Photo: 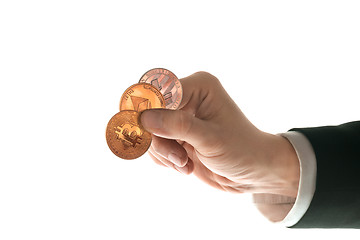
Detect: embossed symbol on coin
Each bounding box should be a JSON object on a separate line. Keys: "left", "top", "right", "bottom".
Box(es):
{"left": 119, "top": 83, "right": 165, "bottom": 112}
{"left": 139, "top": 68, "right": 183, "bottom": 110}
{"left": 106, "top": 111, "right": 151, "bottom": 160}
{"left": 114, "top": 123, "right": 142, "bottom": 147}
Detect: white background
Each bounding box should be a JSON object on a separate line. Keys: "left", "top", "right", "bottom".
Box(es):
{"left": 0, "top": 0, "right": 359, "bottom": 239}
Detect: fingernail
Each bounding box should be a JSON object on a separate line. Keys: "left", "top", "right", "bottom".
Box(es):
{"left": 141, "top": 110, "right": 162, "bottom": 130}
{"left": 174, "top": 164, "right": 189, "bottom": 175}
{"left": 168, "top": 153, "right": 184, "bottom": 167}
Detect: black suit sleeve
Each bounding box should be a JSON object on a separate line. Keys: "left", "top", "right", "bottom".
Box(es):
{"left": 289, "top": 121, "right": 360, "bottom": 228}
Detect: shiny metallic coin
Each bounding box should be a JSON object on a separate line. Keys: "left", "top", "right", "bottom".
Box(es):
{"left": 139, "top": 68, "right": 183, "bottom": 110}
{"left": 106, "top": 111, "right": 151, "bottom": 160}
{"left": 119, "top": 83, "right": 166, "bottom": 112}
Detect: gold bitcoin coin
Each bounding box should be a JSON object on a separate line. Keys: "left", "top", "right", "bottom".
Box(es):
{"left": 106, "top": 110, "right": 151, "bottom": 160}
{"left": 139, "top": 68, "right": 182, "bottom": 110}
{"left": 119, "top": 83, "right": 165, "bottom": 112}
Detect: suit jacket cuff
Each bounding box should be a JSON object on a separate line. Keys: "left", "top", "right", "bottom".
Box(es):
{"left": 278, "top": 131, "right": 317, "bottom": 227}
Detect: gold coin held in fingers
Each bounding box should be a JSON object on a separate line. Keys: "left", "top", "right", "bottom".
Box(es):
{"left": 119, "top": 83, "right": 166, "bottom": 112}
{"left": 106, "top": 110, "right": 151, "bottom": 160}
{"left": 139, "top": 68, "right": 183, "bottom": 110}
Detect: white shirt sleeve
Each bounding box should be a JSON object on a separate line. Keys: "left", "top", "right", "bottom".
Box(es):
{"left": 277, "top": 131, "right": 317, "bottom": 227}
{"left": 252, "top": 131, "right": 317, "bottom": 227}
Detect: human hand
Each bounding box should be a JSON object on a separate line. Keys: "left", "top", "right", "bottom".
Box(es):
{"left": 141, "top": 72, "right": 300, "bottom": 197}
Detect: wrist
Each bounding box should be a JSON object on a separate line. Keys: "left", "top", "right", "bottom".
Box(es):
{"left": 259, "top": 133, "right": 300, "bottom": 198}
{"left": 273, "top": 134, "right": 300, "bottom": 197}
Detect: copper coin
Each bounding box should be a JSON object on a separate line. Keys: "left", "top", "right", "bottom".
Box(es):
{"left": 139, "top": 68, "right": 183, "bottom": 110}
{"left": 119, "top": 83, "right": 165, "bottom": 112}
{"left": 106, "top": 110, "right": 151, "bottom": 160}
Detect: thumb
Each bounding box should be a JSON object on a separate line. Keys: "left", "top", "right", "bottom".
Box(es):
{"left": 140, "top": 109, "right": 217, "bottom": 151}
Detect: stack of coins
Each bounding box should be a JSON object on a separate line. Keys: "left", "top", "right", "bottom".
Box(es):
{"left": 105, "top": 68, "right": 183, "bottom": 160}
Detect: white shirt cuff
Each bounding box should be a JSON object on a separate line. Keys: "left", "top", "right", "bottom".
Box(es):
{"left": 278, "top": 131, "right": 317, "bottom": 227}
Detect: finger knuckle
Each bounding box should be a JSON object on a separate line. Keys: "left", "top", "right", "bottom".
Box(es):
{"left": 150, "top": 137, "right": 162, "bottom": 152}
{"left": 193, "top": 72, "right": 221, "bottom": 92}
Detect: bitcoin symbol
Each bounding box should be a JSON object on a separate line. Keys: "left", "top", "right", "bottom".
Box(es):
{"left": 114, "top": 123, "right": 143, "bottom": 148}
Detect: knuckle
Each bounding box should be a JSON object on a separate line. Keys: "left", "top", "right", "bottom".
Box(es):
{"left": 149, "top": 152, "right": 165, "bottom": 167}
{"left": 195, "top": 71, "right": 219, "bottom": 80}
{"left": 150, "top": 137, "right": 162, "bottom": 152}
{"left": 150, "top": 137, "right": 170, "bottom": 158}
{"left": 194, "top": 71, "right": 211, "bottom": 76}
{"left": 194, "top": 71, "right": 221, "bottom": 87}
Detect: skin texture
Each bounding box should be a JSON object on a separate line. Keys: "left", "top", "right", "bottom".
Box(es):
{"left": 141, "top": 71, "right": 300, "bottom": 199}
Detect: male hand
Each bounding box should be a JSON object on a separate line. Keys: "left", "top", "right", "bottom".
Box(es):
{"left": 141, "top": 72, "right": 300, "bottom": 198}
